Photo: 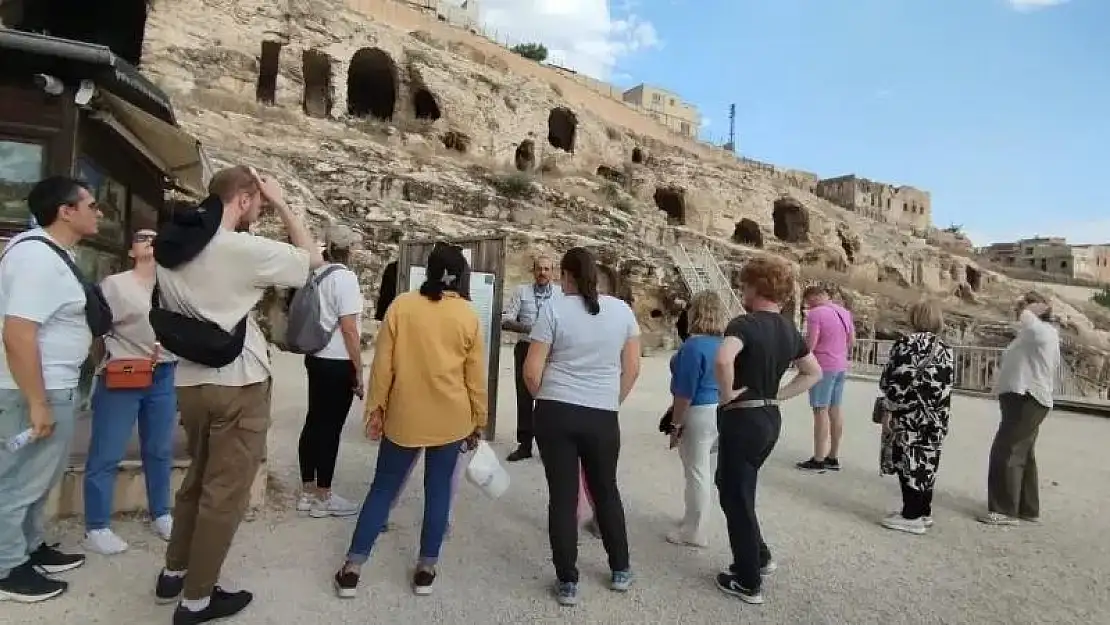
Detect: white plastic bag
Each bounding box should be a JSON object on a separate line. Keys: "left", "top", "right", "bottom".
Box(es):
{"left": 466, "top": 441, "right": 510, "bottom": 499}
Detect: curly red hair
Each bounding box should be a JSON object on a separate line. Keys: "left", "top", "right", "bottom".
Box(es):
{"left": 739, "top": 255, "right": 796, "bottom": 304}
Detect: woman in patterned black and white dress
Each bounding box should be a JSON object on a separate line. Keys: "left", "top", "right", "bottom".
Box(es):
{"left": 878, "top": 300, "right": 955, "bottom": 535}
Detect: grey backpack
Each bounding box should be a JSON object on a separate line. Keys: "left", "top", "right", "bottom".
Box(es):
{"left": 285, "top": 264, "right": 345, "bottom": 355}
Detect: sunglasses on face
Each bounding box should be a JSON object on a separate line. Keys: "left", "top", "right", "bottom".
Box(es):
{"left": 133, "top": 233, "right": 156, "bottom": 243}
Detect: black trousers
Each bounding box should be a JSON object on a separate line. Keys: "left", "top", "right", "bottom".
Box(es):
{"left": 534, "top": 399, "right": 629, "bottom": 584}
{"left": 513, "top": 341, "right": 536, "bottom": 449}
{"left": 899, "top": 477, "right": 934, "bottom": 519}
{"left": 299, "top": 355, "right": 357, "bottom": 489}
{"left": 717, "top": 405, "right": 780, "bottom": 591}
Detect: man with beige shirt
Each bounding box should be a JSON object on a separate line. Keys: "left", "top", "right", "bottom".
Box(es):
{"left": 980, "top": 292, "right": 1061, "bottom": 527}
{"left": 149, "top": 166, "right": 324, "bottom": 624}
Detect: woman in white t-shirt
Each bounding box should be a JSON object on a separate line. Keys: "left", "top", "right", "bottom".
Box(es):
{"left": 83, "top": 229, "right": 178, "bottom": 555}
{"left": 523, "top": 247, "right": 642, "bottom": 606}
{"left": 296, "top": 240, "right": 365, "bottom": 518}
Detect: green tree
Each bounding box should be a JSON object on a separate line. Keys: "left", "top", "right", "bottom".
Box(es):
{"left": 511, "top": 42, "right": 548, "bottom": 63}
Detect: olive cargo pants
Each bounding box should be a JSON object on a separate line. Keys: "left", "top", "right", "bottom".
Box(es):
{"left": 165, "top": 381, "right": 270, "bottom": 600}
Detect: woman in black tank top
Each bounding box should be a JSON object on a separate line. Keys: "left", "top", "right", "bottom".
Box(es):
{"left": 711, "top": 257, "right": 823, "bottom": 605}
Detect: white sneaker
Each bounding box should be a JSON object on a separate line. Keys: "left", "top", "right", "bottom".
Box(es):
{"left": 881, "top": 514, "right": 927, "bottom": 535}
{"left": 310, "top": 493, "right": 360, "bottom": 518}
{"left": 977, "top": 512, "right": 1020, "bottom": 526}
{"left": 84, "top": 528, "right": 129, "bottom": 555}
{"left": 888, "top": 510, "right": 934, "bottom": 527}
{"left": 151, "top": 515, "right": 173, "bottom": 541}
{"left": 665, "top": 528, "right": 708, "bottom": 548}
{"left": 296, "top": 492, "right": 316, "bottom": 513}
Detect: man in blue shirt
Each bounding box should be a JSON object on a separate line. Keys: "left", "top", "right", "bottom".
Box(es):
{"left": 501, "top": 255, "right": 562, "bottom": 462}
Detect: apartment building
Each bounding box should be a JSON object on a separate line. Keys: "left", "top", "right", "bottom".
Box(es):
{"left": 982, "top": 237, "right": 1110, "bottom": 283}
{"left": 814, "top": 174, "right": 931, "bottom": 230}
{"left": 621, "top": 84, "right": 701, "bottom": 138}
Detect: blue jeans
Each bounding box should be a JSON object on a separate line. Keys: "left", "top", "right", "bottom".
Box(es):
{"left": 346, "top": 437, "right": 463, "bottom": 566}
{"left": 808, "top": 370, "right": 847, "bottom": 409}
{"left": 0, "top": 388, "right": 78, "bottom": 579}
{"left": 84, "top": 363, "right": 177, "bottom": 530}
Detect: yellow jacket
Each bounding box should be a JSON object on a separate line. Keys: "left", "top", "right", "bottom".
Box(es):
{"left": 366, "top": 291, "right": 488, "bottom": 447}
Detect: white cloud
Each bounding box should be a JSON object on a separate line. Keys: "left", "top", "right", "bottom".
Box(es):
{"left": 479, "top": 0, "right": 660, "bottom": 79}
{"left": 1007, "top": 0, "right": 1070, "bottom": 12}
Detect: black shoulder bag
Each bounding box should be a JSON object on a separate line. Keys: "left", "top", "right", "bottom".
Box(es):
{"left": 148, "top": 282, "right": 248, "bottom": 368}
{"left": 2, "top": 236, "right": 113, "bottom": 337}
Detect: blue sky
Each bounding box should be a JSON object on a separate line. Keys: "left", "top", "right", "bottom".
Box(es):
{"left": 482, "top": 0, "right": 1108, "bottom": 246}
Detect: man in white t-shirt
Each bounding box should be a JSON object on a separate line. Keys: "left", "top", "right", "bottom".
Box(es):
{"left": 150, "top": 166, "right": 324, "bottom": 624}
{"left": 296, "top": 227, "right": 364, "bottom": 519}
{"left": 0, "top": 176, "right": 101, "bottom": 603}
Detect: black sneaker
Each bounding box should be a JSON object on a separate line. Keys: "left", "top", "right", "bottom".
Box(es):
{"left": 28, "top": 543, "right": 85, "bottom": 574}
{"left": 823, "top": 457, "right": 841, "bottom": 471}
{"left": 155, "top": 571, "right": 186, "bottom": 604}
{"left": 0, "top": 562, "right": 68, "bottom": 603}
{"left": 795, "top": 458, "right": 826, "bottom": 472}
{"left": 334, "top": 568, "right": 359, "bottom": 599}
{"left": 412, "top": 568, "right": 436, "bottom": 596}
{"left": 172, "top": 587, "right": 253, "bottom": 624}
{"left": 506, "top": 448, "right": 533, "bottom": 462}
{"left": 715, "top": 572, "right": 764, "bottom": 605}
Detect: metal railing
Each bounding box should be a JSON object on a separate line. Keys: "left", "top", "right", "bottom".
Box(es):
{"left": 671, "top": 243, "right": 744, "bottom": 319}
{"left": 849, "top": 339, "right": 1108, "bottom": 403}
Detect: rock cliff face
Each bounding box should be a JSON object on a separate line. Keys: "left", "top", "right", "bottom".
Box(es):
{"left": 138, "top": 0, "right": 1108, "bottom": 386}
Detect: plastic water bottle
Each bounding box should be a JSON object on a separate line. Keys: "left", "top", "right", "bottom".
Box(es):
{"left": 4, "top": 428, "right": 34, "bottom": 453}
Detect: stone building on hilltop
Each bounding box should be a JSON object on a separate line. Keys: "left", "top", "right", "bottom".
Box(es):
{"left": 983, "top": 237, "right": 1110, "bottom": 284}
{"left": 815, "top": 174, "right": 931, "bottom": 230}
{"left": 622, "top": 84, "right": 702, "bottom": 139}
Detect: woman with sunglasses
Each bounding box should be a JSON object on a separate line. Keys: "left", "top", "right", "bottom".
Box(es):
{"left": 82, "top": 228, "right": 178, "bottom": 555}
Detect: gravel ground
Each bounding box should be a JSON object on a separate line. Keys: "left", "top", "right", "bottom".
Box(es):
{"left": 5, "top": 348, "right": 1109, "bottom": 625}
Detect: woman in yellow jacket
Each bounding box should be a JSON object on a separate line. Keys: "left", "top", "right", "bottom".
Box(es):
{"left": 333, "top": 243, "right": 487, "bottom": 599}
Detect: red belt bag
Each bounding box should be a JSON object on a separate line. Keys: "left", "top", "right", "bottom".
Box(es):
{"left": 104, "top": 358, "right": 156, "bottom": 390}
{"left": 103, "top": 344, "right": 163, "bottom": 390}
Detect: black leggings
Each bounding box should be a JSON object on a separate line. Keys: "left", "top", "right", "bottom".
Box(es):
{"left": 534, "top": 399, "right": 629, "bottom": 584}
{"left": 299, "top": 355, "right": 357, "bottom": 489}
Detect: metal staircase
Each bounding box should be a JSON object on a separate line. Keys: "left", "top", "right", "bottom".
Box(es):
{"left": 671, "top": 243, "right": 744, "bottom": 318}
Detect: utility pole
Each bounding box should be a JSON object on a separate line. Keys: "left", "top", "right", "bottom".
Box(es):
{"left": 724, "top": 103, "right": 737, "bottom": 153}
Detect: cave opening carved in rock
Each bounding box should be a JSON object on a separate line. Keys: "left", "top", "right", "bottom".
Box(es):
{"left": 732, "top": 218, "right": 763, "bottom": 248}
{"left": 547, "top": 107, "right": 578, "bottom": 152}
{"left": 654, "top": 187, "right": 687, "bottom": 225}
{"left": 256, "top": 40, "right": 282, "bottom": 105}
{"left": 772, "top": 197, "right": 810, "bottom": 243}
{"left": 965, "top": 265, "right": 982, "bottom": 292}
{"left": 631, "top": 147, "right": 644, "bottom": 164}
{"left": 514, "top": 139, "right": 536, "bottom": 171}
{"left": 302, "top": 50, "right": 334, "bottom": 118}
{"left": 836, "top": 227, "right": 858, "bottom": 264}
{"left": 442, "top": 131, "right": 470, "bottom": 153}
{"left": 413, "top": 87, "right": 441, "bottom": 120}
{"left": 347, "top": 47, "right": 399, "bottom": 120}
{"left": 596, "top": 165, "right": 626, "bottom": 186}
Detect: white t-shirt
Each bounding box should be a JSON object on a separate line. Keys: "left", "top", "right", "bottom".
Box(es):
{"left": 156, "top": 228, "right": 310, "bottom": 387}
{"left": 313, "top": 264, "right": 363, "bottom": 360}
{"left": 530, "top": 294, "right": 641, "bottom": 411}
{"left": 995, "top": 309, "right": 1061, "bottom": 409}
{"left": 0, "top": 228, "right": 93, "bottom": 390}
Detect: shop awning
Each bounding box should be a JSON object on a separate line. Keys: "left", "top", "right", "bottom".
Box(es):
{"left": 91, "top": 91, "right": 210, "bottom": 198}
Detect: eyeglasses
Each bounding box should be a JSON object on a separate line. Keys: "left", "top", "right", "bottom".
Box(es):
{"left": 133, "top": 233, "right": 156, "bottom": 243}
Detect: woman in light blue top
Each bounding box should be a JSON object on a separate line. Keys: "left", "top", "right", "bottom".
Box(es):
{"left": 666, "top": 290, "right": 727, "bottom": 547}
